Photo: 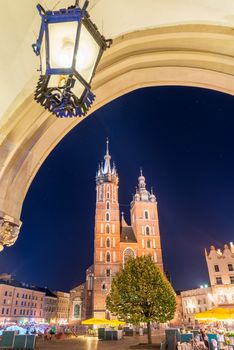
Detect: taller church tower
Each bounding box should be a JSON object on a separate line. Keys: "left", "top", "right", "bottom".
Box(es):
{"left": 93, "top": 140, "right": 121, "bottom": 318}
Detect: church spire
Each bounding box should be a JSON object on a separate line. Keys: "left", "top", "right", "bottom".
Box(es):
{"left": 96, "top": 139, "right": 118, "bottom": 185}
{"left": 103, "top": 138, "right": 111, "bottom": 174}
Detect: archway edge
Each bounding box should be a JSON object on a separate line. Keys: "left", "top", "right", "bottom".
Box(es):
{"left": 0, "top": 24, "right": 234, "bottom": 225}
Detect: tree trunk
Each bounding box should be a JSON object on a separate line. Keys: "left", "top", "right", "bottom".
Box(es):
{"left": 147, "top": 321, "right": 152, "bottom": 344}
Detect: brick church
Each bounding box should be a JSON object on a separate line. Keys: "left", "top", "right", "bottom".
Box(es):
{"left": 69, "top": 141, "right": 163, "bottom": 323}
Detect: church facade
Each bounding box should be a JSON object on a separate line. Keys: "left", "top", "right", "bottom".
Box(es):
{"left": 69, "top": 141, "right": 163, "bottom": 323}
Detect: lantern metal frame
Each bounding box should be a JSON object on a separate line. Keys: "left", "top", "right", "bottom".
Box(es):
{"left": 32, "top": 1, "right": 111, "bottom": 117}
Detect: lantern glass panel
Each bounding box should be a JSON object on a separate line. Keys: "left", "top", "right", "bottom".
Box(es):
{"left": 72, "top": 77, "right": 86, "bottom": 99}
{"left": 75, "top": 23, "right": 101, "bottom": 83}
{"left": 48, "top": 21, "right": 78, "bottom": 69}
{"left": 40, "top": 35, "right": 46, "bottom": 75}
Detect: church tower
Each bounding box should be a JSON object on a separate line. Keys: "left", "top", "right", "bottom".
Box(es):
{"left": 130, "top": 170, "right": 164, "bottom": 271}
{"left": 93, "top": 140, "right": 121, "bottom": 318}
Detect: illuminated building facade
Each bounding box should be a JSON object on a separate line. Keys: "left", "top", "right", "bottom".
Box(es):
{"left": 181, "top": 243, "right": 234, "bottom": 324}
{"left": 93, "top": 140, "right": 163, "bottom": 318}
{"left": 0, "top": 274, "right": 45, "bottom": 324}
{"left": 70, "top": 141, "right": 164, "bottom": 321}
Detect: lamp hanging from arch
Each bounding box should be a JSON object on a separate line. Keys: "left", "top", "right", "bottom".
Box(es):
{"left": 32, "top": 0, "right": 111, "bottom": 117}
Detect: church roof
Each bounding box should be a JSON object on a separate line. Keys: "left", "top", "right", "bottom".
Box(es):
{"left": 120, "top": 226, "right": 137, "bottom": 243}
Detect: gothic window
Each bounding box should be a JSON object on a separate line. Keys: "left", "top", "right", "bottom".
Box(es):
{"left": 123, "top": 248, "right": 135, "bottom": 265}
{"left": 106, "top": 268, "right": 111, "bottom": 277}
{"left": 106, "top": 224, "right": 110, "bottom": 234}
{"left": 101, "top": 282, "right": 106, "bottom": 291}
{"left": 106, "top": 213, "right": 110, "bottom": 222}
{"left": 106, "top": 252, "right": 111, "bottom": 263}
{"left": 106, "top": 238, "right": 110, "bottom": 248}
{"left": 147, "top": 240, "right": 151, "bottom": 248}
{"left": 106, "top": 185, "right": 110, "bottom": 199}
{"left": 144, "top": 210, "right": 149, "bottom": 219}
{"left": 106, "top": 202, "right": 110, "bottom": 210}
{"left": 145, "top": 226, "right": 150, "bottom": 235}
{"left": 99, "top": 186, "right": 103, "bottom": 201}
{"left": 73, "top": 304, "right": 81, "bottom": 319}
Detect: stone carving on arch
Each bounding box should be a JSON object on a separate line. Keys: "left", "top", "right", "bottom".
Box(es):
{"left": 123, "top": 247, "right": 136, "bottom": 266}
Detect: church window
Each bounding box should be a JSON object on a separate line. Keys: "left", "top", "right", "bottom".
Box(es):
{"left": 106, "top": 185, "right": 110, "bottom": 199}
{"left": 101, "top": 282, "right": 106, "bottom": 291}
{"left": 145, "top": 226, "right": 150, "bottom": 235}
{"left": 147, "top": 239, "right": 151, "bottom": 248}
{"left": 106, "top": 224, "right": 110, "bottom": 234}
{"left": 106, "top": 201, "right": 110, "bottom": 210}
{"left": 106, "top": 252, "right": 111, "bottom": 263}
{"left": 144, "top": 210, "right": 149, "bottom": 219}
{"left": 106, "top": 238, "right": 110, "bottom": 248}
{"left": 106, "top": 269, "right": 111, "bottom": 277}
{"left": 123, "top": 248, "right": 135, "bottom": 265}
{"left": 106, "top": 213, "right": 110, "bottom": 222}
{"left": 73, "top": 304, "right": 81, "bottom": 319}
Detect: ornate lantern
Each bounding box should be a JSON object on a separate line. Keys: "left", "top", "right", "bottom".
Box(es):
{"left": 32, "top": 1, "right": 111, "bottom": 117}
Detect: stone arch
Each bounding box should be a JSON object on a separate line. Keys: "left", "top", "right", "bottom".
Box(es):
{"left": 0, "top": 24, "right": 234, "bottom": 248}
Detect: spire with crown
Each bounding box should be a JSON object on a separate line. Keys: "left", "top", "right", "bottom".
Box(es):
{"left": 132, "top": 169, "right": 156, "bottom": 202}
{"left": 96, "top": 139, "right": 118, "bottom": 185}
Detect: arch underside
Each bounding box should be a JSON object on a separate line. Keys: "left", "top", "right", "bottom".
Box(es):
{"left": 0, "top": 24, "right": 234, "bottom": 237}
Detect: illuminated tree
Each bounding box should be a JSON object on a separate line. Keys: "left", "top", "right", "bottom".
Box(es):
{"left": 106, "top": 255, "right": 176, "bottom": 344}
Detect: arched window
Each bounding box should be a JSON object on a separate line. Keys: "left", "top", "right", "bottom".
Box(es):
{"left": 147, "top": 239, "right": 151, "bottom": 248}
{"left": 145, "top": 226, "right": 150, "bottom": 235}
{"left": 101, "top": 282, "right": 106, "bottom": 291}
{"left": 106, "top": 238, "right": 110, "bottom": 248}
{"left": 106, "top": 252, "right": 111, "bottom": 263}
{"left": 144, "top": 210, "right": 149, "bottom": 219}
{"left": 106, "top": 268, "right": 110, "bottom": 277}
{"left": 106, "top": 213, "right": 110, "bottom": 221}
{"left": 106, "top": 201, "right": 110, "bottom": 210}
{"left": 106, "top": 225, "right": 110, "bottom": 234}
{"left": 106, "top": 185, "right": 110, "bottom": 199}
{"left": 123, "top": 248, "right": 135, "bottom": 265}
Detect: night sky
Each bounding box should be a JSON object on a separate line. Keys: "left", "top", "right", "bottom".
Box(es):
{"left": 0, "top": 86, "right": 234, "bottom": 293}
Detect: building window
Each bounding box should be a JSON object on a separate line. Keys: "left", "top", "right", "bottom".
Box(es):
{"left": 106, "top": 252, "right": 111, "bottom": 263}
{"left": 203, "top": 299, "right": 206, "bottom": 304}
{"left": 198, "top": 299, "right": 200, "bottom": 305}
{"left": 214, "top": 265, "right": 219, "bottom": 272}
{"left": 106, "top": 225, "right": 110, "bottom": 234}
{"left": 106, "top": 238, "right": 110, "bottom": 248}
{"left": 145, "top": 226, "right": 150, "bottom": 235}
{"left": 1, "top": 308, "right": 4, "bottom": 315}
{"left": 101, "top": 282, "right": 106, "bottom": 291}
{"left": 73, "top": 304, "right": 81, "bottom": 319}
{"left": 228, "top": 264, "right": 234, "bottom": 271}
{"left": 106, "top": 213, "right": 110, "bottom": 222}
{"left": 144, "top": 210, "right": 149, "bottom": 219}
{"left": 216, "top": 277, "right": 223, "bottom": 285}
{"left": 14, "top": 309, "right": 16, "bottom": 315}
{"left": 106, "top": 202, "right": 110, "bottom": 210}
{"left": 147, "top": 240, "right": 151, "bottom": 248}
{"left": 4, "top": 291, "right": 7, "bottom": 296}
{"left": 123, "top": 248, "right": 135, "bottom": 265}
{"left": 106, "top": 269, "right": 111, "bottom": 277}
{"left": 230, "top": 276, "right": 234, "bottom": 284}
{"left": 16, "top": 293, "right": 19, "bottom": 298}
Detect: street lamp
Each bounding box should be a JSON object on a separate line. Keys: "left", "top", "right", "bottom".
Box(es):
{"left": 33, "top": 1, "right": 111, "bottom": 117}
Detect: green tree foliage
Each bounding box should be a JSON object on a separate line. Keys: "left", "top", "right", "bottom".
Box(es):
{"left": 106, "top": 255, "right": 176, "bottom": 344}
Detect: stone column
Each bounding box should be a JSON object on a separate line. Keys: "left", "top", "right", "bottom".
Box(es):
{"left": 0, "top": 211, "right": 22, "bottom": 251}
